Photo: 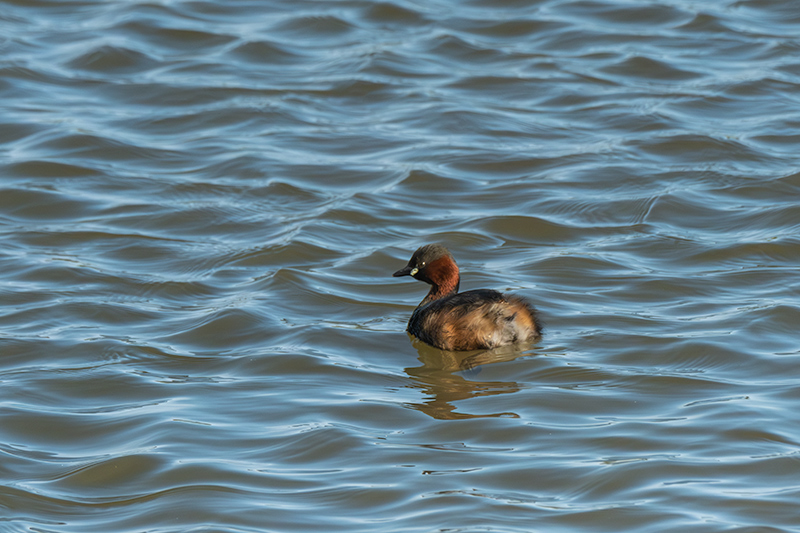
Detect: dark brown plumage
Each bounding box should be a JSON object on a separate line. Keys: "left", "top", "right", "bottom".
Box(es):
{"left": 393, "top": 244, "right": 542, "bottom": 351}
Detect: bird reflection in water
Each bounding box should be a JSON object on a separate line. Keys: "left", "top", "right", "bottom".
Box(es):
{"left": 403, "top": 335, "right": 537, "bottom": 420}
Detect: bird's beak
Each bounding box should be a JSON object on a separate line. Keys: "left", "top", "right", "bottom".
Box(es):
{"left": 393, "top": 265, "right": 416, "bottom": 277}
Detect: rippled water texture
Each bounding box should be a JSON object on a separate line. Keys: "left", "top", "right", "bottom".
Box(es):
{"left": 2, "top": 0, "right": 800, "bottom": 531}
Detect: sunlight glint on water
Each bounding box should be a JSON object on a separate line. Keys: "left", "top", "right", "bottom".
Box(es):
{"left": 1, "top": 0, "right": 799, "bottom": 532}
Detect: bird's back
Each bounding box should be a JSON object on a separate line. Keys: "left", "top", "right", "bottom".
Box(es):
{"left": 408, "top": 289, "right": 541, "bottom": 351}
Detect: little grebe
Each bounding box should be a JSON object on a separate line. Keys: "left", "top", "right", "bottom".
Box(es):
{"left": 393, "top": 244, "right": 542, "bottom": 351}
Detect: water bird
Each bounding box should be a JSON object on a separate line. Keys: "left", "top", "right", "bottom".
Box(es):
{"left": 393, "top": 244, "right": 542, "bottom": 351}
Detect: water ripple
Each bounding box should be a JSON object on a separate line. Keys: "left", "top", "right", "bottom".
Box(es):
{"left": 2, "top": 0, "right": 800, "bottom": 531}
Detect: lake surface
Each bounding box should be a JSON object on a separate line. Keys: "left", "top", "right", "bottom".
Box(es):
{"left": 2, "top": 0, "right": 799, "bottom": 531}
